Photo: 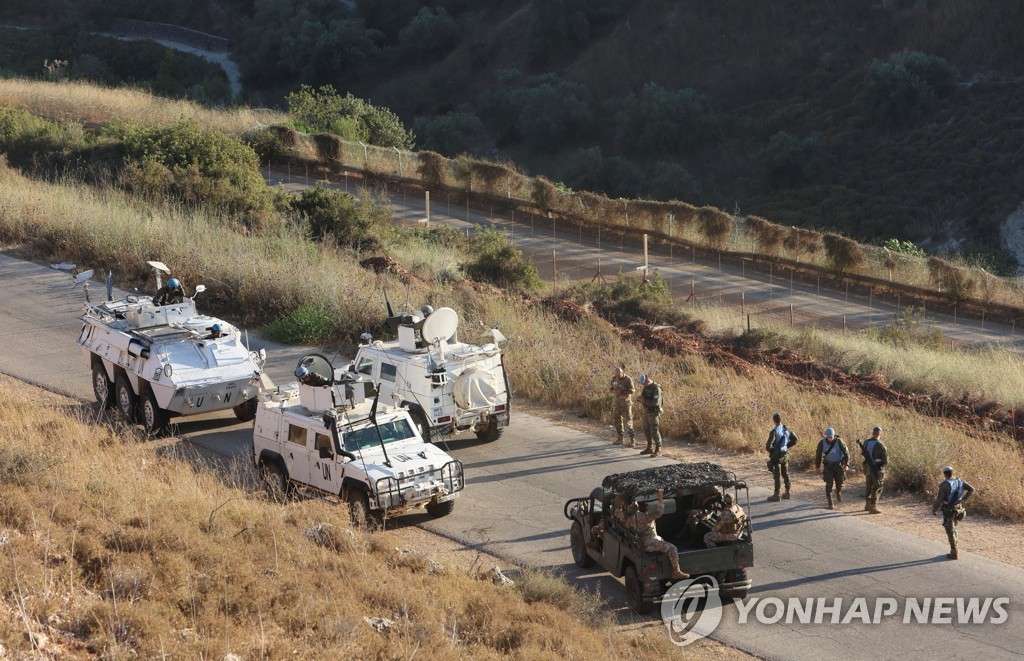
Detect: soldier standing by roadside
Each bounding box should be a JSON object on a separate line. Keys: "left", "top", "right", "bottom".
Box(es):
{"left": 932, "top": 466, "right": 974, "bottom": 560}
{"left": 638, "top": 374, "right": 664, "bottom": 457}
{"left": 814, "top": 427, "right": 849, "bottom": 510}
{"left": 860, "top": 425, "right": 888, "bottom": 514}
{"left": 765, "top": 413, "right": 798, "bottom": 502}
{"left": 609, "top": 365, "right": 636, "bottom": 447}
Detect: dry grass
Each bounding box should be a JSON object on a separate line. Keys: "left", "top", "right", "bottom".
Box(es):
{"left": 0, "top": 377, "right": 722, "bottom": 659}
{"left": 0, "top": 159, "right": 1019, "bottom": 520}
{"left": 0, "top": 77, "right": 287, "bottom": 135}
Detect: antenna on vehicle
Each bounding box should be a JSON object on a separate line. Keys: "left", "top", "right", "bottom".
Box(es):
{"left": 421, "top": 307, "right": 458, "bottom": 365}
{"left": 368, "top": 390, "right": 392, "bottom": 468}
{"left": 106, "top": 271, "right": 113, "bottom": 302}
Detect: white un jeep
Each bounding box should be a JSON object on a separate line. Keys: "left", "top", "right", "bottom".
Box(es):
{"left": 252, "top": 353, "right": 464, "bottom": 525}
{"left": 351, "top": 305, "right": 510, "bottom": 443}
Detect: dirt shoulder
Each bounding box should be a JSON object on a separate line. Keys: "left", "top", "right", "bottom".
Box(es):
{"left": 520, "top": 401, "right": 1024, "bottom": 571}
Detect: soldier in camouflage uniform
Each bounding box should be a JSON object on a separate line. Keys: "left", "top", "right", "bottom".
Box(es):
{"left": 932, "top": 466, "right": 974, "bottom": 560}
{"left": 814, "top": 427, "right": 850, "bottom": 510}
{"left": 638, "top": 374, "right": 664, "bottom": 456}
{"left": 765, "top": 413, "right": 798, "bottom": 501}
{"left": 703, "top": 493, "right": 746, "bottom": 547}
{"left": 609, "top": 366, "right": 636, "bottom": 446}
{"left": 627, "top": 489, "right": 689, "bottom": 579}
{"left": 861, "top": 426, "right": 888, "bottom": 514}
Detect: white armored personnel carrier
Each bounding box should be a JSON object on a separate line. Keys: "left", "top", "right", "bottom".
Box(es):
{"left": 253, "top": 353, "right": 464, "bottom": 524}
{"left": 77, "top": 262, "right": 267, "bottom": 433}
{"left": 351, "top": 305, "right": 510, "bottom": 442}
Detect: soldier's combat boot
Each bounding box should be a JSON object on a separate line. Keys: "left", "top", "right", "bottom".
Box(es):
{"left": 650, "top": 444, "right": 662, "bottom": 457}
{"left": 613, "top": 436, "right": 625, "bottom": 446}
{"left": 640, "top": 444, "right": 654, "bottom": 455}
{"left": 826, "top": 495, "right": 834, "bottom": 510}
{"left": 669, "top": 558, "right": 689, "bottom": 580}
{"left": 629, "top": 434, "right": 637, "bottom": 448}
{"left": 947, "top": 548, "right": 958, "bottom": 560}
{"left": 767, "top": 491, "right": 781, "bottom": 502}
{"left": 782, "top": 489, "right": 791, "bottom": 500}
{"left": 835, "top": 490, "right": 842, "bottom": 503}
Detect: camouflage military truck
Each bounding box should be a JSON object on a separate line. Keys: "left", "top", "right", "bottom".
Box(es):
{"left": 564, "top": 462, "right": 753, "bottom": 613}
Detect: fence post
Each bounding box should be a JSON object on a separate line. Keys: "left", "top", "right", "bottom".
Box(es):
{"left": 425, "top": 191, "right": 430, "bottom": 225}
{"left": 953, "top": 305, "right": 956, "bottom": 325}
{"left": 747, "top": 314, "right": 751, "bottom": 333}
{"left": 551, "top": 250, "right": 556, "bottom": 291}
{"left": 741, "top": 291, "right": 745, "bottom": 319}
{"left": 844, "top": 315, "right": 847, "bottom": 330}
{"left": 790, "top": 304, "right": 794, "bottom": 328}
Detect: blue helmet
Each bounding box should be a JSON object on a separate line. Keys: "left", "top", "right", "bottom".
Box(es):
{"left": 167, "top": 278, "right": 180, "bottom": 289}
{"left": 295, "top": 365, "right": 309, "bottom": 378}
{"left": 825, "top": 427, "right": 836, "bottom": 437}
{"left": 211, "top": 323, "right": 222, "bottom": 333}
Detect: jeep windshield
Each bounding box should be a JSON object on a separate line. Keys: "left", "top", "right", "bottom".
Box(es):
{"left": 343, "top": 418, "right": 417, "bottom": 452}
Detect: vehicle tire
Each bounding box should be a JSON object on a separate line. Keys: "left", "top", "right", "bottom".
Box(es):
{"left": 262, "top": 461, "right": 290, "bottom": 502}
{"left": 114, "top": 375, "right": 138, "bottom": 423}
{"left": 141, "top": 390, "right": 169, "bottom": 435}
{"left": 570, "top": 520, "right": 595, "bottom": 568}
{"left": 410, "top": 410, "right": 431, "bottom": 443}
{"left": 347, "top": 488, "right": 376, "bottom": 528}
{"left": 625, "top": 565, "right": 653, "bottom": 614}
{"left": 426, "top": 497, "right": 456, "bottom": 517}
{"left": 474, "top": 417, "right": 503, "bottom": 443}
{"left": 721, "top": 568, "right": 750, "bottom": 600}
{"left": 92, "top": 363, "right": 113, "bottom": 408}
{"left": 233, "top": 398, "right": 258, "bottom": 422}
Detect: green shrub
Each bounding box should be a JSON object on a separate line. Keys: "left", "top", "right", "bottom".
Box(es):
{"left": 414, "top": 112, "right": 488, "bottom": 157}
{"left": 286, "top": 84, "right": 415, "bottom": 149}
{"left": 883, "top": 238, "right": 926, "bottom": 257}
{"left": 289, "top": 186, "right": 388, "bottom": 250}
{"left": 397, "top": 7, "right": 460, "bottom": 57}
{"left": 264, "top": 302, "right": 336, "bottom": 344}
{"left": 241, "top": 128, "right": 285, "bottom": 164}
{"left": 109, "top": 119, "right": 269, "bottom": 215}
{"left": 465, "top": 227, "right": 543, "bottom": 291}
{"left": 928, "top": 256, "right": 976, "bottom": 301}
{"left": 871, "top": 306, "right": 945, "bottom": 350}
{"left": 760, "top": 131, "right": 826, "bottom": 187}
{"left": 861, "top": 51, "right": 958, "bottom": 128}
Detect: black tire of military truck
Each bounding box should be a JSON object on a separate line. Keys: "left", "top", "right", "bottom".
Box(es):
{"left": 114, "top": 375, "right": 138, "bottom": 423}
{"left": 141, "top": 390, "right": 169, "bottom": 435}
{"left": 720, "top": 568, "right": 750, "bottom": 600}
{"left": 347, "top": 488, "right": 380, "bottom": 529}
{"left": 233, "top": 398, "right": 258, "bottom": 422}
{"left": 570, "top": 520, "right": 595, "bottom": 568}
{"left": 624, "top": 565, "right": 653, "bottom": 614}
{"left": 92, "top": 363, "right": 114, "bottom": 408}
{"left": 426, "top": 497, "right": 455, "bottom": 517}
{"left": 474, "top": 417, "right": 503, "bottom": 442}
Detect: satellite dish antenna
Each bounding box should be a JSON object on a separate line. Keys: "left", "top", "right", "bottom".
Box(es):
{"left": 421, "top": 307, "right": 458, "bottom": 344}
{"left": 193, "top": 284, "right": 206, "bottom": 296}
{"left": 73, "top": 270, "right": 94, "bottom": 287}
{"left": 146, "top": 261, "right": 171, "bottom": 274}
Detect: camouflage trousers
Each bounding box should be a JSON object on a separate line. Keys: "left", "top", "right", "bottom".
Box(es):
{"left": 822, "top": 462, "right": 845, "bottom": 495}
{"left": 612, "top": 397, "right": 634, "bottom": 442}
{"left": 642, "top": 408, "right": 662, "bottom": 450}
{"left": 771, "top": 453, "right": 791, "bottom": 493}
{"left": 643, "top": 535, "right": 682, "bottom": 571}
{"left": 941, "top": 505, "right": 964, "bottom": 551}
{"left": 704, "top": 531, "right": 741, "bottom": 548}
{"left": 864, "top": 466, "right": 885, "bottom": 508}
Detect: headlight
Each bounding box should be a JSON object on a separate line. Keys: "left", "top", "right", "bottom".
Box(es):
{"left": 163, "top": 363, "right": 173, "bottom": 378}
{"left": 153, "top": 367, "right": 163, "bottom": 380}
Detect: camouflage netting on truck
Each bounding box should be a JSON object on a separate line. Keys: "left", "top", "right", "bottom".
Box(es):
{"left": 602, "top": 462, "right": 732, "bottom": 495}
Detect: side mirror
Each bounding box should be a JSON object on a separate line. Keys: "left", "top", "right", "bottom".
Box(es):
{"left": 319, "top": 447, "right": 333, "bottom": 459}
{"left": 194, "top": 284, "right": 207, "bottom": 296}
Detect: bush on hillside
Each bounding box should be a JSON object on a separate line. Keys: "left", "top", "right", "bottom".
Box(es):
{"left": 109, "top": 119, "right": 270, "bottom": 214}
{"left": 746, "top": 216, "right": 786, "bottom": 253}
{"left": 697, "top": 206, "right": 732, "bottom": 248}
{"left": 465, "top": 227, "right": 543, "bottom": 291}
{"left": 417, "top": 150, "right": 450, "bottom": 188}
{"left": 822, "top": 232, "right": 866, "bottom": 272}
{"left": 614, "top": 83, "right": 712, "bottom": 156}
{"left": 861, "top": 51, "right": 958, "bottom": 128}
{"left": 289, "top": 185, "right": 388, "bottom": 250}
{"left": 264, "top": 302, "right": 336, "bottom": 344}
{"left": 286, "top": 84, "right": 415, "bottom": 149}
{"left": 928, "top": 256, "right": 976, "bottom": 301}
{"left": 397, "top": 7, "right": 460, "bottom": 57}
{"left": 760, "top": 131, "right": 827, "bottom": 187}
{"left": 414, "top": 111, "right": 488, "bottom": 157}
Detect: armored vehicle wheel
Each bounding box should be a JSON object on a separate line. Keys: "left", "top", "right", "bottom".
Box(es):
{"left": 474, "top": 418, "right": 503, "bottom": 443}
{"left": 570, "top": 520, "right": 595, "bottom": 568}
{"left": 625, "top": 565, "right": 653, "bottom": 614}
{"left": 141, "top": 391, "right": 169, "bottom": 434}
{"left": 114, "top": 375, "right": 138, "bottom": 423}
{"left": 261, "top": 461, "right": 290, "bottom": 501}
{"left": 426, "top": 497, "right": 455, "bottom": 517}
{"left": 347, "top": 488, "right": 375, "bottom": 528}
{"left": 92, "top": 363, "right": 114, "bottom": 408}
{"left": 410, "top": 410, "right": 431, "bottom": 443}
{"left": 233, "top": 398, "right": 258, "bottom": 422}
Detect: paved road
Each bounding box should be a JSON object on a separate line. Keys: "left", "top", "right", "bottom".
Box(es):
{"left": 1, "top": 253, "right": 1021, "bottom": 659}
{"left": 268, "top": 166, "right": 1024, "bottom": 352}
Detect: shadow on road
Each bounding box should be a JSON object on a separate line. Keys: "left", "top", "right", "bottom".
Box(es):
{"left": 749, "top": 555, "right": 947, "bottom": 594}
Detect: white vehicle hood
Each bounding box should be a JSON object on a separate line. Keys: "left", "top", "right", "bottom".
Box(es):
{"left": 353, "top": 441, "right": 458, "bottom": 483}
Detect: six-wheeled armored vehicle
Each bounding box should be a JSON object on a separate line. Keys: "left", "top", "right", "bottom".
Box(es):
{"left": 77, "top": 264, "right": 267, "bottom": 433}
{"left": 253, "top": 353, "right": 464, "bottom": 525}
{"left": 565, "top": 463, "right": 753, "bottom": 613}
{"left": 351, "top": 305, "right": 510, "bottom": 442}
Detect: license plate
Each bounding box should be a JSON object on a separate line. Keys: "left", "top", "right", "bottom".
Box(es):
{"left": 435, "top": 492, "right": 459, "bottom": 503}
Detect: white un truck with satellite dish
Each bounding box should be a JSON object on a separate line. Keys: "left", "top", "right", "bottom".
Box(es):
{"left": 350, "top": 302, "right": 510, "bottom": 443}
{"left": 76, "top": 261, "right": 267, "bottom": 433}
{"left": 252, "top": 353, "right": 464, "bottom": 525}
